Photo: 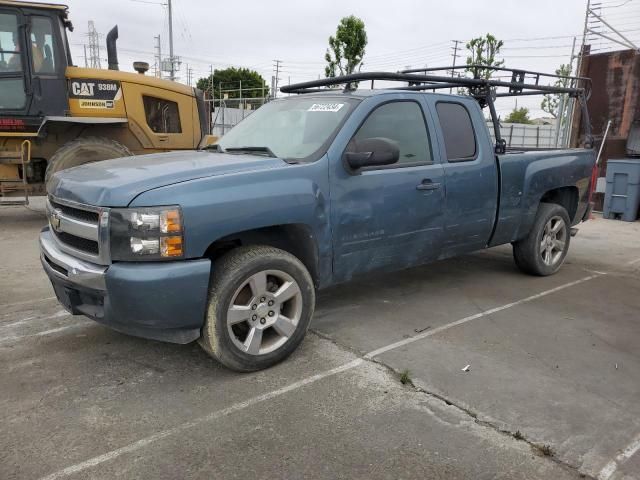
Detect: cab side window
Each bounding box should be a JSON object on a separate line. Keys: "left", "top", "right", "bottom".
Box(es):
{"left": 0, "top": 12, "right": 21, "bottom": 72}
{"left": 30, "top": 16, "right": 57, "bottom": 74}
{"left": 0, "top": 12, "right": 26, "bottom": 110}
{"left": 436, "top": 102, "right": 477, "bottom": 161}
{"left": 347, "top": 101, "right": 432, "bottom": 166}
{"left": 143, "top": 96, "right": 182, "bottom": 133}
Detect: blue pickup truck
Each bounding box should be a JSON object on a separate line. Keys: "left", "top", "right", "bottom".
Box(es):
{"left": 40, "top": 69, "right": 596, "bottom": 371}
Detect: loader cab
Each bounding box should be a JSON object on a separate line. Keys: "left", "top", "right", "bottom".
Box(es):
{"left": 0, "top": 2, "right": 70, "bottom": 129}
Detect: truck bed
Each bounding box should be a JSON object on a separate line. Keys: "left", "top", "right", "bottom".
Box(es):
{"left": 489, "top": 148, "right": 596, "bottom": 247}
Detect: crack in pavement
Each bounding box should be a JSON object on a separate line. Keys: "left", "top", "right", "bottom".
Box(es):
{"left": 309, "top": 328, "right": 599, "bottom": 480}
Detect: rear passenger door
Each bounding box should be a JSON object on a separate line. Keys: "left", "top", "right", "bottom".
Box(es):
{"left": 330, "top": 96, "right": 445, "bottom": 281}
{"left": 432, "top": 99, "right": 498, "bottom": 256}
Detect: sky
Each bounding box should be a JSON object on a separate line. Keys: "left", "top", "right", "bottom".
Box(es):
{"left": 51, "top": 0, "right": 640, "bottom": 117}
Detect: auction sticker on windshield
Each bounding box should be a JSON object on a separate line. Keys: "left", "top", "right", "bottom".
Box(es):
{"left": 308, "top": 103, "right": 344, "bottom": 112}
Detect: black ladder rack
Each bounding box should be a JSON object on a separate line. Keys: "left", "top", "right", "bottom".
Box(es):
{"left": 280, "top": 65, "right": 593, "bottom": 152}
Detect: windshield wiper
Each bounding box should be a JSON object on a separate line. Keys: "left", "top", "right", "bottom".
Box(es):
{"left": 224, "top": 146, "right": 276, "bottom": 158}
{"left": 203, "top": 144, "right": 223, "bottom": 152}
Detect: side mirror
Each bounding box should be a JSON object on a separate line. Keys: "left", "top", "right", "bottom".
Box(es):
{"left": 344, "top": 137, "right": 400, "bottom": 170}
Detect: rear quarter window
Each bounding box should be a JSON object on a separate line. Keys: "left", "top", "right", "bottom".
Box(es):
{"left": 436, "top": 102, "right": 477, "bottom": 161}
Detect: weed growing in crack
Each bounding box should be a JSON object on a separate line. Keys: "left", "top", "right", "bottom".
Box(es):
{"left": 399, "top": 369, "right": 412, "bottom": 385}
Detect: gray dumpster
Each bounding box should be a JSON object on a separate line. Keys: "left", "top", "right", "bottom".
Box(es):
{"left": 603, "top": 159, "right": 640, "bottom": 222}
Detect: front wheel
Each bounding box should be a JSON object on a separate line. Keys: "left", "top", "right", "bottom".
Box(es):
{"left": 513, "top": 203, "right": 571, "bottom": 276}
{"left": 199, "top": 246, "right": 315, "bottom": 372}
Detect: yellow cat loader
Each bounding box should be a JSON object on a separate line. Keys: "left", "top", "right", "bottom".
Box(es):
{"left": 0, "top": 1, "right": 215, "bottom": 205}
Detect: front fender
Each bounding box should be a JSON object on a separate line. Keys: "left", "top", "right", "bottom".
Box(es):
{"left": 129, "top": 156, "right": 332, "bottom": 267}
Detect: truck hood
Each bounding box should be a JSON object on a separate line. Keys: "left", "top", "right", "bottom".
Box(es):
{"left": 47, "top": 150, "right": 287, "bottom": 207}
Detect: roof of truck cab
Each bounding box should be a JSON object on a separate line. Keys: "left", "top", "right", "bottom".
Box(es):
{"left": 0, "top": 1, "right": 68, "bottom": 10}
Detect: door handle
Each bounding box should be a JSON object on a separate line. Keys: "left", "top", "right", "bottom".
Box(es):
{"left": 416, "top": 179, "right": 441, "bottom": 191}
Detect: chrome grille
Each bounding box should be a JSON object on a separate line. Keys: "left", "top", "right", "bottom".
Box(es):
{"left": 49, "top": 198, "right": 99, "bottom": 223}
{"left": 46, "top": 195, "right": 109, "bottom": 265}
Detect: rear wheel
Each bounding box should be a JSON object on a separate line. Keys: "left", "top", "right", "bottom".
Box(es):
{"left": 513, "top": 203, "right": 571, "bottom": 276}
{"left": 45, "top": 137, "right": 132, "bottom": 185}
{"left": 199, "top": 246, "right": 315, "bottom": 372}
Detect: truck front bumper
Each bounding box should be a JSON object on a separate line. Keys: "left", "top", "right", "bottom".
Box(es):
{"left": 40, "top": 228, "right": 211, "bottom": 344}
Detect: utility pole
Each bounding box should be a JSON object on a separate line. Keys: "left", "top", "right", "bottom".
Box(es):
{"left": 154, "top": 35, "right": 162, "bottom": 79}
{"left": 87, "top": 21, "right": 101, "bottom": 69}
{"left": 168, "top": 0, "right": 175, "bottom": 80}
{"left": 560, "top": 36, "right": 578, "bottom": 147}
{"left": 450, "top": 39, "right": 461, "bottom": 93}
{"left": 272, "top": 59, "right": 282, "bottom": 99}
{"left": 83, "top": 45, "right": 88, "bottom": 68}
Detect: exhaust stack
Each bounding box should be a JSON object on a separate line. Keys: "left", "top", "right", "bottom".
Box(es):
{"left": 106, "top": 26, "right": 119, "bottom": 71}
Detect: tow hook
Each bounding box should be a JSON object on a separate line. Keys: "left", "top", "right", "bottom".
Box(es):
{"left": 570, "top": 227, "right": 579, "bottom": 237}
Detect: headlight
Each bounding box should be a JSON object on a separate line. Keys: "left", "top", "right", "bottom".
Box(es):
{"left": 109, "top": 206, "right": 184, "bottom": 261}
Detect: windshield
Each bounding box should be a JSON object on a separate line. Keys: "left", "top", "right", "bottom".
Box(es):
{"left": 217, "top": 96, "right": 358, "bottom": 161}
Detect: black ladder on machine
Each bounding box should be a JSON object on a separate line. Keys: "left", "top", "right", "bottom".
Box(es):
{"left": 0, "top": 140, "right": 31, "bottom": 206}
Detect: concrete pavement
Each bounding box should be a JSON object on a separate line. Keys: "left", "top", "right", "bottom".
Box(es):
{"left": 1, "top": 199, "right": 639, "bottom": 479}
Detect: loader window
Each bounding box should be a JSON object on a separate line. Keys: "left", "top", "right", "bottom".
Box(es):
{"left": 0, "top": 12, "right": 26, "bottom": 109}
{"left": 30, "top": 17, "right": 57, "bottom": 74}
{"left": 0, "top": 13, "right": 22, "bottom": 72}
{"left": 143, "top": 96, "right": 182, "bottom": 134}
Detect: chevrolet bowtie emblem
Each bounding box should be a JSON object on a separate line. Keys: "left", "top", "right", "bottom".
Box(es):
{"left": 50, "top": 209, "right": 62, "bottom": 232}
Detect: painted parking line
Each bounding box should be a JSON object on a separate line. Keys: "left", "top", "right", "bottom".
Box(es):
{"left": 364, "top": 274, "right": 601, "bottom": 359}
{"left": 0, "top": 321, "right": 87, "bottom": 345}
{"left": 37, "top": 273, "right": 601, "bottom": 480}
{"left": 38, "top": 358, "right": 365, "bottom": 480}
{"left": 2, "top": 296, "right": 56, "bottom": 309}
{"left": 598, "top": 433, "right": 640, "bottom": 480}
{"left": 0, "top": 310, "right": 67, "bottom": 330}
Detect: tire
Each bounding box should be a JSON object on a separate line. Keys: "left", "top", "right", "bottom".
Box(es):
{"left": 199, "top": 245, "right": 315, "bottom": 372}
{"left": 45, "top": 137, "right": 133, "bottom": 185}
{"left": 513, "top": 203, "right": 571, "bottom": 276}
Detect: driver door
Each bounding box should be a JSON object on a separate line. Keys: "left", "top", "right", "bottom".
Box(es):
{"left": 24, "top": 12, "right": 67, "bottom": 117}
{"left": 330, "top": 96, "right": 446, "bottom": 282}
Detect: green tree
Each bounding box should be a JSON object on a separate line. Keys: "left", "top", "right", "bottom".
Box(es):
{"left": 324, "top": 15, "right": 368, "bottom": 78}
{"left": 465, "top": 34, "right": 504, "bottom": 80}
{"left": 541, "top": 64, "right": 572, "bottom": 118}
{"left": 196, "top": 67, "right": 268, "bottom": 100}
{"left": 505, "top": 106, "right": 533, "bottom": 124}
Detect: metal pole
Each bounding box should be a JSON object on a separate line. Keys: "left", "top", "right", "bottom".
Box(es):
{"left": 554, "top": 94, "right": 565, "bottom": 147}
{"left": 563, "top": 36, "right": 577, "bottom": 147}
{"left": 155, "top": 34, "right": 162, "bottom": 79}
{"left": 588, "top": 8, "right": 639, "bottom": 51}
{"left": 239, "top": 80, "right": 243, "bottom": 118}
{"left": 83, "top": 44, "right": 88, "bottom": 67}
{"left": 596, "top": 120, "right": 612, "bottom": 167}
{"left": 168, "top": 0, "right": 175, "bottom": 80}
{"left": 208, "top": 65, "right": 213, "bottom": 134}
{"left": 450, "top": 40, "right": 460, "bottom": 94}
{"left": 219, "top": 81, "right": 223, "bottom": 135}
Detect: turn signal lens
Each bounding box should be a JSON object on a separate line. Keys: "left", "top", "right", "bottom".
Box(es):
{"left": 160, "top": 209, "right": 182, "bottom": 234}
{"left": 160, "top": 236, "right": 183, "bottom": 257}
